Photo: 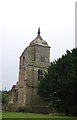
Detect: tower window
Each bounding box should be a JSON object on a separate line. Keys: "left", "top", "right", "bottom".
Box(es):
{"left": 38, "top": 69, "right": 43, "bottom": 81}
{"left": 40, "top": 56, "right": 45, "bottom": 62}
{"left": 23, "top": 57, "right": 25, "bottom": 65}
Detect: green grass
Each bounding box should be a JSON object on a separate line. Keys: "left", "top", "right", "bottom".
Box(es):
{"left": 0, "top": 111, "right": 2, "bottom": 119}
{"left": 2, "top": 112, "right": 77, "bottom": 120}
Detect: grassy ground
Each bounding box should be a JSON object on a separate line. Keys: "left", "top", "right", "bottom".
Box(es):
{"left": 0, "top": 111, "right": 2, "bottom": 120}
{"left": 2, "top": 112, "right": 77, "bottom": 119}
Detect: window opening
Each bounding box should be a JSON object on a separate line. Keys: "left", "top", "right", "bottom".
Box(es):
{"left": 38, "top": 69, "right": 43, "bottom": 81}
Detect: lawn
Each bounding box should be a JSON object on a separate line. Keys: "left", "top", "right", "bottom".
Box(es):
{"left": 2, "top": 112, "right": 77, "bottom": 120}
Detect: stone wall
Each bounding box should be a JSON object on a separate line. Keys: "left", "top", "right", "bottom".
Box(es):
{"left": 17, "top": 44, "right": 50, "bottom": 109}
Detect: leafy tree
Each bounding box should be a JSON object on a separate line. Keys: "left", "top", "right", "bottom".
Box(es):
{"left": 2, "top": 91, "right": 9, "bottom": 104}
{"left": 38, "top": 48, "right": 77, "bottom": 116}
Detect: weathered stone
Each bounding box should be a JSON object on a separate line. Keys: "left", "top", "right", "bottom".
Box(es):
{"left": 9, "top": 28, "right": 50, "bottom": 112}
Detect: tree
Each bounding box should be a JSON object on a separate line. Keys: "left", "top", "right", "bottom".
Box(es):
{"left": 38, "top": 48, "right": 77, "bottom": 116}
{"left": 2, "top": 91, "right": 9, "bottom": 104}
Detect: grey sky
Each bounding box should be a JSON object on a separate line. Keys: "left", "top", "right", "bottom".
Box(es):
{"left": 0, "top": 0, "right": 75, "bottom": 90}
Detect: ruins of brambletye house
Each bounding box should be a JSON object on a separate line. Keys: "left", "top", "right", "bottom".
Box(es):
{"left": 8, "top": 28, "right": 51, "bottom": 113}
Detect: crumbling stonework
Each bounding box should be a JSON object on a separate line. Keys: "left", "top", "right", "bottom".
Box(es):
{"left": 9, "top": 28, "right": 50, "bottom": 112}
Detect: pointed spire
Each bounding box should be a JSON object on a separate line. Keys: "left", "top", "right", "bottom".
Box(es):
{"left": 38, "top": 27, "right": 40, "bottom": 35}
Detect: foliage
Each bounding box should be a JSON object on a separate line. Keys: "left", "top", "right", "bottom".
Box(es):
{"left": 2, "top": 91, "right": 9, "bottom": 104}
{"left": 38, "top": 48, "right": 77, "bottom": 116}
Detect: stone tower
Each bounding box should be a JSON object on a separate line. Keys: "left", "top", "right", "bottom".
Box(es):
{"left": 9, "top": 28, "right": 50, "bottom": 111}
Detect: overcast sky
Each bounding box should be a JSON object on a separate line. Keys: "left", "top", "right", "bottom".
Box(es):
{"left": 0, "top": 0, "right": 76, "bottom": 90}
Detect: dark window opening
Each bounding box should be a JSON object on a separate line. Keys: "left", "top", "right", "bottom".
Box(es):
{"left": 23, "top": 57, "right": 25, "bottom": 65}
{"left": 38, "top": 69, "right": 43, "bottom": 81}
{"left": 15, "top": 91, "right": 18, "bottom": 101}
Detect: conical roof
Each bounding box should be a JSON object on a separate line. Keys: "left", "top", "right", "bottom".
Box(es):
{"left": 29, "top": 28, "right": 48, "bottom": 46}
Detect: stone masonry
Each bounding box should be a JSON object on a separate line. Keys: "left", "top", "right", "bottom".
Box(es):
{"left": 9, "top": 28, "right": 50, "bottom": 112}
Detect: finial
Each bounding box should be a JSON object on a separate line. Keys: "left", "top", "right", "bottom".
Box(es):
{"left": 38, "top": 27, "right": 40, "bottom": 35}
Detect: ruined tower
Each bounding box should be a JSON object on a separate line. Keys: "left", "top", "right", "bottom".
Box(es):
{"left": 9, "top": 28, "right": 50, "bottom": 111}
